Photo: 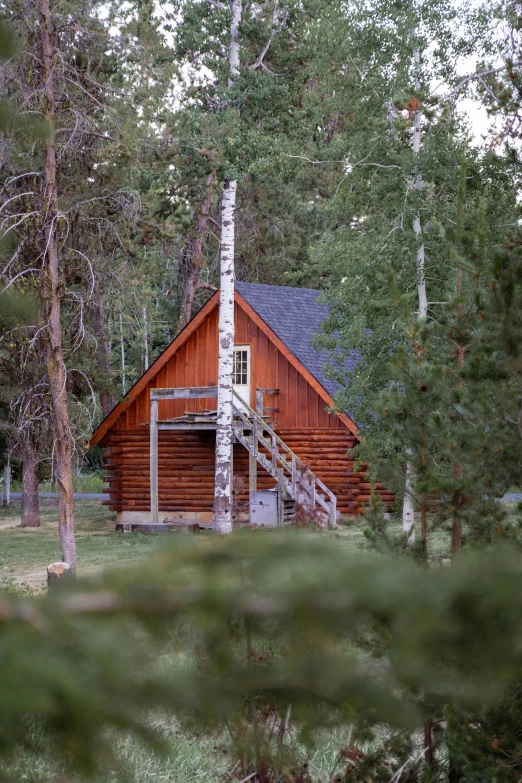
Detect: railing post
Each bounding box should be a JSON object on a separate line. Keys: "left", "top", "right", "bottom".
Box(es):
{"left": 277, "top": 467, "right": 284, "bottom": 526}
{"left": 255, "top": 388, "right": 263, "bottom": 416}
{"left": 252, "top": 415, "right": 258, "bottom": 457}
{"left": 150, "top": 397, "right": 159, "bottom": 525}
{"left": 271, "top": 433, "right": 277, "bottom": 473}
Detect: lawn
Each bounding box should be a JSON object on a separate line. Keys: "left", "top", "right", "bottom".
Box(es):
{"left": 0, "top": 498, "right": 160, "bottom": 592}
{"left": 0, "top": 498, "right": 452, "bottom": 592}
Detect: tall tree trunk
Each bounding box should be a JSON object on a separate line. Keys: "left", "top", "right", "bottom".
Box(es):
{"left": 20, "top": 438, "right": 40, "bottom": 528}
{"left": 213, "top": 0, "right": 243, "bottom": 535}
{"left": 451, "top": 166, "right": 467, "bottom": 560}
{"left": 178, "top": 171, "right": 216, "bottom": 330}
{"left": 213, "top": 178, "right": 237, "bottom": 534}
{"left": 402, "top": 45, "right": 427, "bottom": 544}
{"left": 91, "top": 289, "right": 115, "bottom": 418}
{"left": 120, "top": 312, "right": 126, "bottom": 396}
{"left": 2, "top": 463, "right": 11, "bottom": 507}
{"left": 41, "top": 0, "right": 76, "bottom": 569}
{"left": 423, "top": 714, "right": 434, "bottom": 769}
{"left": 143, "top": 305, "right": 149, "bottom": 370}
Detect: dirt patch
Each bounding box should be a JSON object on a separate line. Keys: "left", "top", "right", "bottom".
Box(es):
{"left": 0, "top": 517, "right": 22, "bottom": 530}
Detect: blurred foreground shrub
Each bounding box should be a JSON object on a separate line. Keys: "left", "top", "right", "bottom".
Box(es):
{"left": 0, "top": 531, "right": 521, "bottom": 777}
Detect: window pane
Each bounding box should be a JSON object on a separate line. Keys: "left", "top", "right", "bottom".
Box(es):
{"left": 233, "top": 349, "right": 248, "bottom": 385}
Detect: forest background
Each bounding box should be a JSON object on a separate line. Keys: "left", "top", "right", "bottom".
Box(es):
{"left": 3, "top": 0, "right": 522, "bottom": 781}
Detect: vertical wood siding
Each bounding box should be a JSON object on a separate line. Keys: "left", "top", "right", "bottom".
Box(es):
{"left": 102, "top": 301, "right": 393, "bottom": 515}
{"left": 113, "top": 302, "right": 343, "bottom": 432}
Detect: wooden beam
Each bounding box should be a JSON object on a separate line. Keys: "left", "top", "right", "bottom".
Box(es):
{"left": 150, "top": 399, "right": 159, "bottom": 525}
{"left": 255, "top": 388, "right": 263, "bottom": 416}
{"left": 151, "top": 386, "right": 218, "bottom": 401}
{"left": 158, "top": 422, "right": 217, "bottom": 431}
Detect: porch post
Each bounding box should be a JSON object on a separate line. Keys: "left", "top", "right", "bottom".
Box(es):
{"left": 248, "top": 389, "right": 263, "bottom": 519}
{"left": 150, "top": 397, "right": 159, "bottom": 524}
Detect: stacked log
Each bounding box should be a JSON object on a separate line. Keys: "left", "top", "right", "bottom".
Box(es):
{"left": 103, "top": 427, "right": 393, "bottom": 516}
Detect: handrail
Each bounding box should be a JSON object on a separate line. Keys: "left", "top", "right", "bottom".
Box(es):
{"left": 232, "top": 389, "right": 300, "bottom": 463}
{"left": 232, "top": 389, "right": 337, "bottom": 524}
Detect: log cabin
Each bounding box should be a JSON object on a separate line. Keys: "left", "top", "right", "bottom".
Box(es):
{"left": 90, "top": 283, "right": 393, "bottom": 525}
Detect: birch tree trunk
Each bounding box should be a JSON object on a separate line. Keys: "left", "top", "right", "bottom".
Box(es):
{"left": 178, "top": 171, "right": 216, "bottom": 329}
{"left": 213, "top": 0, "right": 243, "bottom": 535}
{"left": 41, "top": 0, "right": 76, "bottom": 569}
{"left": 402, "top": 46, "right": 427, "bottom": 543}
{"left": 20, "top": 439, "right": 40, "bottom": 528}
{"left": 213, "top": 180, "right": 237, "bottom": 534}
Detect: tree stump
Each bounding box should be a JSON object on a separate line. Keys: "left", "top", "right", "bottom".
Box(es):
{"left": 47, "top": 562, "right": 71, "bottom": 590}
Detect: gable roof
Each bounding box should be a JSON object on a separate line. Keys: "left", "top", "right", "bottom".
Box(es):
{"left": 235, "top": 282, "right": 354, "bottom": 401}
{"left": 91, "top": 284, "right": 357, "bottom": 446}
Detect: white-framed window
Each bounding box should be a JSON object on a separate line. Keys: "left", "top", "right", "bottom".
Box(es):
{"left": 233, "top": 347, "right": 249, "bottom": 386}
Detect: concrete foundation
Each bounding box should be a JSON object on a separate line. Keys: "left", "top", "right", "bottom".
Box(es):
{"left": 116, "top": 510, "right": 250, "bottom": 524}
{"left": 117, "top": 510, "right": 213, "bottom": 524}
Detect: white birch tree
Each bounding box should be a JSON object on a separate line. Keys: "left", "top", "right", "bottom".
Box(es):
{"left": 213, "top": 0, "right": 243, "bottom": 535}
{"left": 402, "top": 44, "right": 427, "bottom": 542}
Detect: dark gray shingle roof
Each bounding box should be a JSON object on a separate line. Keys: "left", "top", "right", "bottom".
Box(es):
{"left": 235, "top": 282, "right": 356, "bottom": 400}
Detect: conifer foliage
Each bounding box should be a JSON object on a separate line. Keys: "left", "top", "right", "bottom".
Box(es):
{"left": 2, "top": 0, "right": 522, "bottom": 781}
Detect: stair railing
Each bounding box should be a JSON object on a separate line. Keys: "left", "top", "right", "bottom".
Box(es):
{"left": 232, "top": 389, "right": 337, "bottom": 526}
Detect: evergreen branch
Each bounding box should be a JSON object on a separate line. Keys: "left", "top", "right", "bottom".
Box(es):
{"left": 0, "top": 268, "right": 42, "bottom": 295}
{"left": 0, "top": 192, "right": 37, "bottom": 215}
{"left": 3, "top": 172, "right": 42, "bottom": 188}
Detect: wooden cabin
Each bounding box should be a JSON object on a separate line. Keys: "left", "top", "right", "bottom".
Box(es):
{"left": 90, "top": 283, "right": 393, "bottom": 523}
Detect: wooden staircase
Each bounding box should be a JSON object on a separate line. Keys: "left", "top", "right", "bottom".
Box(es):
{"left": 232, "top": 390, "right": 337, "bottom": 527}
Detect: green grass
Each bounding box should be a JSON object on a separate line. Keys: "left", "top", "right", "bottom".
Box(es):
{"left": 10, "top": 472, "right": 104, "bottom": 494}
{"left": 0, "top": 499, "right": 453, "bottom": 593}
{"left": 0, "top": 499, "right": 160, "bottom": 592}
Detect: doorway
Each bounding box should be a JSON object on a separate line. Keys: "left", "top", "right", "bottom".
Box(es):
{"left": 233, "top": 345, "right": 251, "bottom": 412}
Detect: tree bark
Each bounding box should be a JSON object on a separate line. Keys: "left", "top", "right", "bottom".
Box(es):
{"left": 412, "top": 47, "right": 427, "bottom": 322}
{"left": 213, "top": 0, "right": 243, "bottom": 535}
{"left": 178, "top": 171, "right": 216, "bottom": 330}
{"left": 403, "top": 455, "right": 415, "bottom": 542}
{"left": 41, "top": 0, "right": 76, "bottom": 570}
{"left": 451, "top": 174, "right": 466, "bottom": 560}
{"left": 448, "top": 755, "right": 462, "bottom": 782}
{"left": 143, "top": 305, "right": 149, "bottom": 370}
{"left": 91, "top": 291, "right": 115, "bottom": 418}
{"left": 47, "top": 561, "right": 71, "bottom": 590}
{"left": 120, "top": 312, "right": 126, "bottom": 396}
{"left": 402, "top": 46, "right": 427, "bottom": 540}
{"left": 2, "top": 464, "right": 11, "bottom": 508}
{"left": 423, "top": 714, "right": 434, "bottom": 770}
{"left": 213, "top": 178, "right": 237, "bottom": 534}
{"left": 20, "top": 438, "right": 40, "bottom": 528}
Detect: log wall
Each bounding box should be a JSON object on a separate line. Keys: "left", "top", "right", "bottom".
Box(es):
{"left": 103, "top": 428, "right": 393, "bottom": 517}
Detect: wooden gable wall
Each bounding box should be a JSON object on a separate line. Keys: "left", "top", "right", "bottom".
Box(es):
{"left": 111, "top": 301, "right": 344, "bottom": 436}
